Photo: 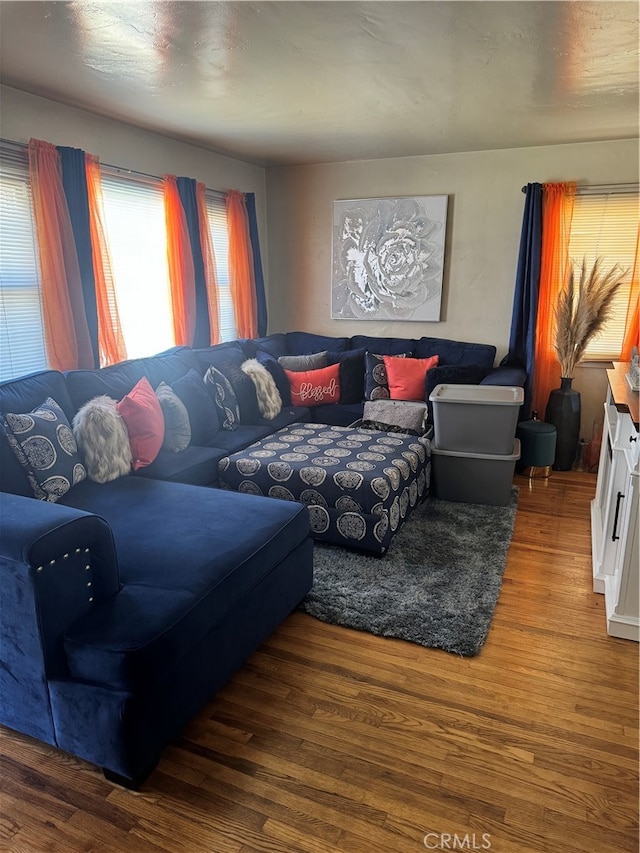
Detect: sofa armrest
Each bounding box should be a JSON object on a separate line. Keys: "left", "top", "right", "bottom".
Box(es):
{"left": 0, "top": 493, "right": 120, "bottom": 679}
{"left": 480, "top": 366, "right": 526, "bottom": 387}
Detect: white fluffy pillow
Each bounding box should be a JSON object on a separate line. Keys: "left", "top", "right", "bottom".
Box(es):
{"left": 241, "top": 359, "right": 282, "bottom": 420}
{"left": 73, "top": 395, "right": 132, "bottom": 483}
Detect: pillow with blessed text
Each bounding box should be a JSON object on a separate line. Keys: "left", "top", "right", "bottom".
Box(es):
{"left": 283, "top": 363, "right": 341, "bottom": 407}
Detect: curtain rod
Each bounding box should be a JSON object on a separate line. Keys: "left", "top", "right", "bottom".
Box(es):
{"left": 521, "top": 182, "right": 638, "bottom": 195}
{"left": 0, "top": 137, "right": 225, "bottom": 198}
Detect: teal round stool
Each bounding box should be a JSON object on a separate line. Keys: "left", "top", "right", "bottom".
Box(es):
{"left": 516, "top": 414, "right": 557, "bottom": 478}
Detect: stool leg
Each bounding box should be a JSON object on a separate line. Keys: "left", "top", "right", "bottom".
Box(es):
{"left": 522, "top": 464, "right": 552, "bottom": 479}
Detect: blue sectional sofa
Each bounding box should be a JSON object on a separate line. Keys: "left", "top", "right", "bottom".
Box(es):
{"left": 0, "top": 330, "right": 523, "bottom": 788}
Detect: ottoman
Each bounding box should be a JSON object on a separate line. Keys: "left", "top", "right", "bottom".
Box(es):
{"left": 516, "top": 417, "right": 557, "bottom": 478}
{"left": 218, "top": 423, "right": 432, "bottom": 555}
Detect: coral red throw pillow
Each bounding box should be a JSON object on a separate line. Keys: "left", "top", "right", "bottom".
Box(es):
{"left": 284, "top": 363, "right": 341, "bottom": 407}
{"left": 383, "top": 355, "right": 439, "bottom": 401}
{"left": 116, "top": 376, "right": 165, "bottom": 470}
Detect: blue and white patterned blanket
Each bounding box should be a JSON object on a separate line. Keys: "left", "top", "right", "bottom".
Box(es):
{"left": 218, "top": 422, "right": 431, "bottom": 554}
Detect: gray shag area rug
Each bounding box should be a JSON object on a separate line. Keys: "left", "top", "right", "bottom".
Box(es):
{"left": 300, "top": 488, "right": 519, "bottom": 657}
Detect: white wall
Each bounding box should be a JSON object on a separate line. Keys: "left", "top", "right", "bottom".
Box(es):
{"left": 0, "top": 84, "right": 268, "bottom": 271}
{"left": 266, "top": 139, "right": 639, "bottom": 436}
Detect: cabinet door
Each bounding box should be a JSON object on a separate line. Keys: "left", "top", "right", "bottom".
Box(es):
{"left": 613, "top": 472, "right": 639, "bottom": 616}
{"left": 608, "top": 470, "right": 639, "bottom": 641}
{"left": 601, "top": 447, "right": 629, "bottom": 576}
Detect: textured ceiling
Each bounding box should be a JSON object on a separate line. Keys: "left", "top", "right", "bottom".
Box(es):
{"left": 0, "top": 1, "right": 638, "bottom": 166}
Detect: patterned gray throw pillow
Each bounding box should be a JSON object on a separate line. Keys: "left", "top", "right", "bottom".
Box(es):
{"left": 2, "top": 396, "right": 87, "bottom": 502}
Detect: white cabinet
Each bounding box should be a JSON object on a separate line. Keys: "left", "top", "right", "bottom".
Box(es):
{"left": 590, "top": 364, "right": 639, "bottom": 641}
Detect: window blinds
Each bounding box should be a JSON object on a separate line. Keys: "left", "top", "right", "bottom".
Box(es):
{"left": 205, "top": 192, "right": 237, "bottom": 342}
{"left": 568, "top": 190, "right": 639, "bottom": 360}
{"left": 0, "top": 143, "right": 47, "bottom": 381}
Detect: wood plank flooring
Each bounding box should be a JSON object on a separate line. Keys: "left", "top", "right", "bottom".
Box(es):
{"left": 1, "top": 471, "right": 638, "bottom": 853}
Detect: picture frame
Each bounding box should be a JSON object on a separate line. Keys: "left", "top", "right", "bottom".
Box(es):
{"left": 331, "top": 195, "right": 448, "bottom": 322}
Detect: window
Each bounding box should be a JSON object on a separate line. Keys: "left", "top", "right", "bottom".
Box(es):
{"left": 0, "top": 144, "right": 47, "bottom": 381}
{"left": 0, "top": 141, "right": 239, "bottom": 381}
{"left": 99, "top": 169, "right": 175, "bottom": 359}
{"left": 568, "top": 189, "right": 639, "bottom": 360}
{"left": 205, "top": 192, "right": 236, "bottom": 341}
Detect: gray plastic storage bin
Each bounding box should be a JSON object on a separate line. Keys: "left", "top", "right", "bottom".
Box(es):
{"left": 431, "top": 439, "right": 520, "bottom": 506}
{"left": 429, "top": 384, "right": 524, "bottom": 454}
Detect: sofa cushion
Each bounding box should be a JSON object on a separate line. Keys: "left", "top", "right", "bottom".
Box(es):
{"left": 284, "top": 364, "right": 340, "bottom": 407}
{"left": 195, "top": 345, "right": 260, "bottom": 424}
{"left": 425, "top": 364, "right": 490, "bottom": 401}
{"left": 285, "top": 331, "right": 349, "bottom": 355}
{"left": 207, "top": 424, "right": 274, "bottom": 454}
{"left": 413, "top": 337, "right": 496, "bottom": 369}
{"left": 61, "top": 478, "right": 310, "bottom": 692}
{"left": 2, "top": 396, "right": 86, "bottom": 502}
{"left": 0, "top": 370, "right": 77, "bottom": 497}
{"left": 133, "top": 445, "right": 225, "bottom": 486}
{"left": 65, "top": 359, "right": 147, "bottom": 412}
{"left": 351, "top": 335, "right": 417, "bottom": 355}
{"left": 308, "top": 402, "right": 364, "bottom": 427}
{"left": 73, "top": 395, "right": 133, "bottom": 483}
{"left": 203, "top": 366, "right": 241, "bottom": 431}
{"left": 172, "top": 369, "right": 220, "bottom": 446}
{"left": 219, "top": 360, "right": 259, "bottom": 425}
{"left": 278, "top": 351, "right": 328, "bottom": 372}
{"left": 480, "top": 366, "right": 526, "bottom": 387}
{"left": 327, "top": 348, "right": 366, "bottom": 404}
{"left": 384, "top": 355, "right": 440, "bottom": 401}
{"left": 255, "top": 405, "right": 312, "bottom": 430}
{"left": 194, "top": 341, "right": 247, "bottom": 372}
{"left": 116, "top": 377, "right": 164, "bottom": 470}
{"left": 242, "top": 334, "right": 288, "bottom": 359}
{"left": 255, "top": 351, "right": 291, "bottom": 406}
{"left": 142, "top": 346, "right": 201, "bottom": 387}
{"left": 155, "top": 382, "right": 191, "bottom": 452}
{"left": 364, "top": 352, "right": 409, "bottom": 400}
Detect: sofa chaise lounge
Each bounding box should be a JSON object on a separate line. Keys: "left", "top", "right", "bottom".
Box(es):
{"left": 0, "top": 330, "right": 523, "bottom": 788}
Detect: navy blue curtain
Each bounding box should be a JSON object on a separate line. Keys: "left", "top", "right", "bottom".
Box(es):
{"left": 501, "top": 182, "right": 543, "bottom": 418}
{"left": 57, "top": 146, "right": 99, "bottom": 366}
{"left": 245, "top": 193, "right": 268, "bottom": 337}
{"left": 176, "top": 177, "right": 211, "bottom": 348}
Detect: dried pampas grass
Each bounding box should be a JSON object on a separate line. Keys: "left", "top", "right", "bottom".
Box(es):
{"left": 554, "top": 257, "right": 627, "bottom": 378}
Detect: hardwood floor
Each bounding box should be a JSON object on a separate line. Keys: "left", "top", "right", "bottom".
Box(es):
{"left": 1, "top": 471, "right": 638, "bottom": 853}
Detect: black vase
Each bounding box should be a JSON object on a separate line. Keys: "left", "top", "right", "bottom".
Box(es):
{"left": 545, "top": 377, "right": 581, "bottom": 471}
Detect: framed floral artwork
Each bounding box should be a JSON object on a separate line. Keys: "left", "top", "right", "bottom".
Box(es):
{"left": 331, "top": 195, "right": 448, "bottom": 321}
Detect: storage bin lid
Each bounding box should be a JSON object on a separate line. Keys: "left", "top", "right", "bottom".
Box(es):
{"left": 431, "top": 438, "right": 521, "bottom": 462}
{"left": 429, "top": 383, "right": 524, "bottom": 406}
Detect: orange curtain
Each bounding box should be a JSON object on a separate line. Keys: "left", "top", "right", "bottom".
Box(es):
{"left": 196, "top": 182, "right": 221, "bottom": 344}
{"left": 28, "top": 139, "right": 94, "bottom": 370}
{"left": 85, "top": 154, "right": 128, "bottom": 366}
{"left": 164, "top": 175, "right": 196, "bottom": 346}
{"left": 620, "top": 228, "right": 640, "bottom": 360}
{"left": 531, "top": 182, "right": 576, "bottom": 416}
{"left": 226, "top": 190, "right": 257, "bottom": 339}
